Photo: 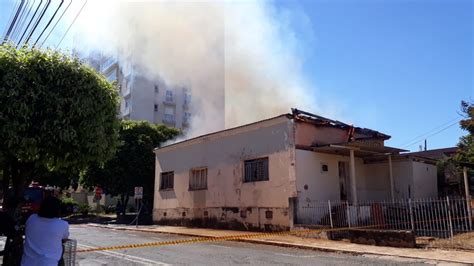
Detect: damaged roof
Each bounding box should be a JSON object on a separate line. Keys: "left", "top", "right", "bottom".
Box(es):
{"left": 155, "top": 108, "right": 391, "bottom": 151}
{"left": 291, "top": 108, "right": 391, "bottom": 140}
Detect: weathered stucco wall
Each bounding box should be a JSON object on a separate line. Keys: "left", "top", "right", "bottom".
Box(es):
{"left": 153, "top": 116, "right": 297, "bottom": 230}
{"left": 412, "top": 161, "right": 437, "bottom": 198}
{"left": 295, "top": 150, "right": 391, "bottom": 203}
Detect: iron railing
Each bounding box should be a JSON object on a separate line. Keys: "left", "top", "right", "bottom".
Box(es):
{"left": 295, "top": 197, "right": 473, "bottom": 238}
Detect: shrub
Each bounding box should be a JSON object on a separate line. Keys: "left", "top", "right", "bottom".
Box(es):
{"left": 78, "top": 203, "right": 91, "bottom": 216}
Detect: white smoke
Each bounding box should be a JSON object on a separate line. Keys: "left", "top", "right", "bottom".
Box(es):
{"left": 74, "top": 0, "right": 323, "bottom": 137}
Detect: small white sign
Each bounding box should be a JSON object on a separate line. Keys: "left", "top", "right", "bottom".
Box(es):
{"left": 134, "top": 186, "right": 143, "bottom": 199}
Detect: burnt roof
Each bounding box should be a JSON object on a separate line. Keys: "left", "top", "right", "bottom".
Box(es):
{"left": 155, "top": 108, "right": 391, "bottom": 151}
{"left": 291, "top": 108, "right": 391, "bottom": 140}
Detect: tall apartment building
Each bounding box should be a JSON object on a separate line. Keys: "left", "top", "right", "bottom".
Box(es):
{"left": 85, "top": 53, "right": 192, "bottom": 130}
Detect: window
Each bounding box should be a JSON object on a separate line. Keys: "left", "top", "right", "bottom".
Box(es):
{"left": 124, "top": 99, "right": 130, "bottom": 108}
{"left": 165, "top": 90, "right": 173, "bottom": 102}
{"left": 183, "top": 112, "right": 191, "bottom": 123}
{"left": 154, "top": 104, "right": 158, "bottom": 112}
{"left": 184, "top": 93, "right": 191, "bottom": 105}
{"left": 189, "top": 168, "right": 207, "bottom": 190}
{"left": 154, "top": 85, "right": 159, "bottom": 93}
{"left": 160, "top": 171, "right": 174, "bottom": 190}
{"left": 163, "top": 107, "right": 175, "bottom": 122}
{"left": 244, "top": 158, "right": 269, "bottom": 182}
{"left": 321, "top": 163, "right": 328, "bottom": 172}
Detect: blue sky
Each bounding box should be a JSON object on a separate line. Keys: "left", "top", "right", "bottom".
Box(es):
{"left": 276, "top": 0, "right": 473, "bottom": 150}
{"left": 1, "top": 0, "right": 472, "bottom": 151}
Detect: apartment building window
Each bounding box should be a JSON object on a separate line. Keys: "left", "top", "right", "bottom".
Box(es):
{"left": 184, "top": 92, "right": 191, "bottom": 105}
{"left": 189, "top": 168, "right": 207, "bottom": 190}
{"left": 244, "top": 158, "right": 269, "bottom": 182}
{"left": 163, "top": 107, "right": 175, "bottom": 122}
{"left": 160, "top": 171, "right": 174, "bottom": 190}
{"left": 154, "top": 104, "right": 159, "bottom": 112}
{"left": 165, "top": 90, "right": 173, "bottom": 102}
{"left": 154, "top": 85, "right": 159, "bottom": 93}
{"left": 125, "top": 99, "right": 130, "bottom": 108}
{"left": 183, "top": 112, "right": 191, "bottom": 123}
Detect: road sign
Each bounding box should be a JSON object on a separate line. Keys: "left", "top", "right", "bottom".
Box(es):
{"left": 134, "top": 186, "right": 143, "bottom": 199}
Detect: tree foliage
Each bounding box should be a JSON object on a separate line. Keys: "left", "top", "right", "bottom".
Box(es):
{"left": 81, "top": 120, "right": 179, "bottom": 206}
{"left": 455, "top": 101, "right": 474, "bottom": 164}
{"left": 0, "top": 44, "right": 120, "bottom": 197}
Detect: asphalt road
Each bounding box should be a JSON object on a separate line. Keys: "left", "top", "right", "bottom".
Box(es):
{"left": 68, "top": 226, "right": 435, "bottom": 266}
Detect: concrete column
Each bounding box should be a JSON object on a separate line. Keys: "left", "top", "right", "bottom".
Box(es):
{"left": 388, "top": 154, "right": 394, "bottom": 201}
{"left": 349, "top": 149, "right": 357, "bottom": 204}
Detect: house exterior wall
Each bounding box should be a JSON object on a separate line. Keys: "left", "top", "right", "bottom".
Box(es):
{"left": 295, "top": 150, "right": 391, "bottom": 203}
{"left": 153, "top": 117, "right": 297, "bottom": 230}
{"left": 412, "top": 161, "right": 437, "bottom": 198}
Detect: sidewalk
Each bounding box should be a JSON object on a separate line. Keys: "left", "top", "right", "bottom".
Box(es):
{"left": 86, "top": 224, "right": 474, "bottom": 265}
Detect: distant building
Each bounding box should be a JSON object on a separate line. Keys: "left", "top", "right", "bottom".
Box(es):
{"left": 84, "top": 53, "right": 192, "bottom": 130}
{"left": 152, "top": 109, "right": 438, "bottom": 230}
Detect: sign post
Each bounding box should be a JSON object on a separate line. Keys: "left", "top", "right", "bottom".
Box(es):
{"left": 94, "top": 187, "right": 103, "bottom": 212}
{"left": 134, "top": 187, "right": 143, "bottom": 227}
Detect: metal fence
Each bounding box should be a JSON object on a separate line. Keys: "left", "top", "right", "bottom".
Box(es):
{"left": 61, "top": 239, "right": 77, "bottom": 266}
{"left": 295, "top": 197, "right": 473, "bottom": 238}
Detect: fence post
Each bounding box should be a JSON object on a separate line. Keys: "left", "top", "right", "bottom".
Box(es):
{"left": 346, "top": 201, "right": 351, "bottom": 228}
{"left": 408, "top": 198, "right": 415, "bottom": 232}
{"left": 328, "top": 200, "right": 334, "bottom": 228}
{"left": 446, "top": 196, "right": 454, "bottom": 239}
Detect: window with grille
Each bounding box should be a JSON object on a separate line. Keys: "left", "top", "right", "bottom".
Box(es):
{"left": 165, "top": 90, "right": 173, "bottom": 102}
{"left": 160, "top": 171, "right": 174, "bottom": 190}
{"left": 244, "top": 158, "right": 269, "bottom": 182}
{"left": 189, "top": 168, "right": 207, "bottom": 190}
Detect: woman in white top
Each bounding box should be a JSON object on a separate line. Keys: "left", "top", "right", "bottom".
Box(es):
{"left": 21, "top": 196, "right": 69, "bottom": 266}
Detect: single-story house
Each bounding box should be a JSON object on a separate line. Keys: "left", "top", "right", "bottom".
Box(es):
{"left": 153, "top": 109, "right": 437, "bottom": 230}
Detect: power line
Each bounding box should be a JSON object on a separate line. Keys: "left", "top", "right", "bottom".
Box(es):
{"left": 10, "top": 0, "right": 30, "bottom": 42}
{"left": 3, "top": 0, "right": 26, "bottom": 43}
{"left": 401, "top": 120, "right": 460, "bottom": 149}
{"left": 17, "top": 0, "right": 43, "bottom": 47}
{"left": 33, "top": 0, "right": 64, "bottom": 47}
{"left": 398, "top": 116, "right": 461, "bottom": 148}
{"left": 40, "top": 0, "right": 72, "bottom": 48}
{"left": 56, "top": 0, "right": 87, "bottom": 49}
{"left": 2, "top": 0, "right": 20, "bottom": 39}
{"left": 11, "top": 0, "right": 35, "bottom": 43}
{"left": 24, "top": 0, "right": 51, "bottom": 45}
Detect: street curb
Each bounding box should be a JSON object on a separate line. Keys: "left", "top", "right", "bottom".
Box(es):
{"left": 84, "top": 224, "right": 472, "bottom": 265}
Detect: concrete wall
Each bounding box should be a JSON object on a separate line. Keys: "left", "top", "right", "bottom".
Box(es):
{"left": 153, "top": 116, "right": 296, "bottom": 230}
{"left": 295, "top": 150, "right": 393, "bottom": 204}
{"left": 412, "top": 161, "right": 437, "bottom": 198}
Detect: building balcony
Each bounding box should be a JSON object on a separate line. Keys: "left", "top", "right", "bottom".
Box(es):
{"left": 163, "top": 98, "right": 176, "bottom": 106}
{"left": 101, "top": 57, "right": 117, "bottom": 73}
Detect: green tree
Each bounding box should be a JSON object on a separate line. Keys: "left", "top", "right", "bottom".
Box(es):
{"left": 455, "top": 101, "right": 474, "bottom": 164}
{"left": 81, "top": 120, "right": 179, "bottom": 211}
{"left": 0, "top": 45, "right": 120, "bottom": 201}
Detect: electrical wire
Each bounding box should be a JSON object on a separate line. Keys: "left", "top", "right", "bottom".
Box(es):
{"left": 10, "top": 0, "right": 30, "bottom": 43}
{"left": 39, "top": 0, "right": 72, "bottom": 48}
{"left": 33, "top": 0, "right": 64, "bottom": 47}
{"left": 11, "top": 0, "right": 35, "bottom": 44}
{"left": 17, "top": 0, "right": 43, "bottom": 47}
{"left": 3, "top": 0, "right": 26, "bottom": 43}
{"left": 398, "top": 116, "right": 462, "bottom": 148}
{"left": 56, "top": 0, "right": 87, "bottom": 49}
{"left": 24, "top": 0, "right": 51, "bottom": 45}
{"left": 401, "top": 120, "right": 460, "bottom": 149}
{"left": 2, "top": 0, "right": 20, "bottom": 39}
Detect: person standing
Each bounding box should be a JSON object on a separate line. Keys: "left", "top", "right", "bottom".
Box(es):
{"left": 21, "top": 196, "right": 69, "bottom": 266}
